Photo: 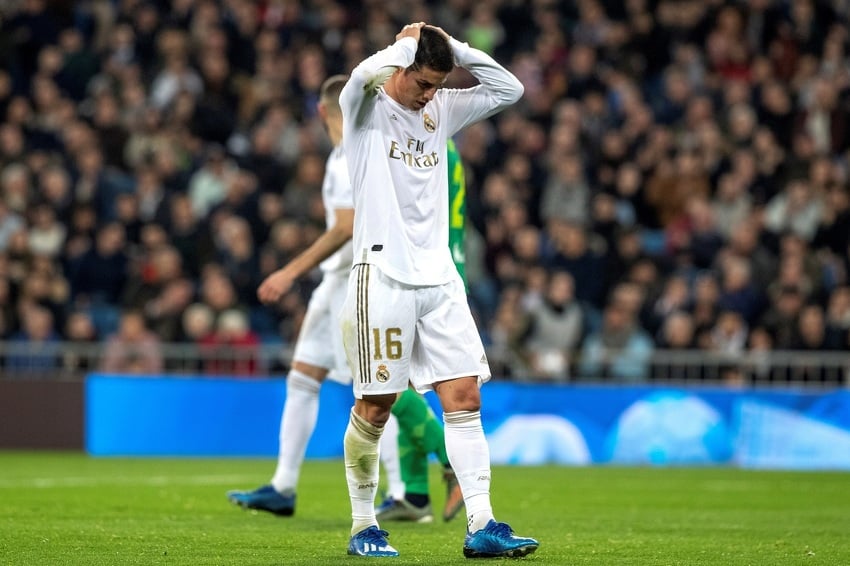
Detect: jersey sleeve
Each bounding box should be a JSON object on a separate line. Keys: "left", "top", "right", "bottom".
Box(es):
{"left": 440, "top": 37, "right": 524, "bottom": 136}
{"left": 324, "top": 152, "right": 354, "bottom": 210}
{"left": 340, "top": 37, "right": 418, "bottom": 128}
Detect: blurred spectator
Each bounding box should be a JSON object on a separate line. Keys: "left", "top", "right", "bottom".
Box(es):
{"left": 707, "top": 309, "right": 749, "bottom": 385}
{"left": 666, "top": 195, "right": 724, "bottom": 270}
{"left": 180, "top": 302, "right": 216, "bottom": 344}
{"left": 718, "top": 219, "right": 777, "bottom": 291}
{"left": 123, "top": 233, "right": 178, "bottom": 305}
{"left": 545, "top": 220, "right": 607, "bottom": 308}
{"left": 518, "top": 271, "right": 584, "bottom": 382}
{"left": 812, "top": 183, "right": 850, "bottom": 256}
{"left": 6, "top": 303, "right": 61, "bottom": 373}
{"left": 789, "top": 304, "right": 844, "bottom": 384}
{"left": 0, "top": 197, "right": 25, "bottom": 251}
{"left": 167, "top": 193, "right": 216, "bottom": 278}
{"left": 690, "top": 272, "right": 721, "bottom": 343}
{"left": 69, "top": 221, "right": 128, "bottom": 305}
{"left": 27, "top": 202, "right": 66, "bottom": 258}
{"left": 578, "top": 300, "right": 654, "bottom": 382}
{"left": 652, "top": 310, "right": 701, "bottom": 381}
{"left": 708, "top": 310, "right": 749, "bottom": 355}
{"left": 282, "top": 152, "right": 325, "bottom": 220}
{"left": 646, "top": 150, "right": 711, "bottom": 229}
{"left": 62, "top": 310, "right": 99, "bottom": 371}
{"left": 100, "top": 309, "right": 163, "bottom": 375}
{"left": 760, "top": 284, "right": 807, "bottom": 350}
{"left": 215, "top": 215, "right": 261, "bottom": 307}
{"left": 0, "top": 276, "right": 14, "bottom": 339}
{"left": 540, "top": 153, "right": 589, "bottom": 225}
{"left": 130, "top": 244, "right": 195, "bottom": 342}
{"left": 646, "top": 274, "right": 691, "bottom": 337}
{"left": 149, "top": 39, "right": 203, "bottom": 110}
{"left": 200, "top": 309, "right": 261, "bottom": 376}
{"left": 712, "top": 172, "right": 754, "bottom": 241}
{"left": 763, "top": 178, "right": 824, "bottom": 242}
{"left": 825, "top": 286, "right": 850, "bottom": 348}
{"left": 717, "top": 255, "right": 765, "bottom": 325}
{"left": 188, "top": 144, "right": 239, "bottom": 218}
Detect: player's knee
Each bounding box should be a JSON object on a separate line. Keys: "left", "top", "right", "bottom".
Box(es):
{"left": 355, "top": 395, "right": 396, "bottom": 427}
{"left": 436, "top": 377, "right": 481, "bottom": 413}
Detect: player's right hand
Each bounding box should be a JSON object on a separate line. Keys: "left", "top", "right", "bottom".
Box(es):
{"left": 257, "top": 270, "right": 294, "bottom": 305}
{"left": 396, "top": 22, "right": 425, "bottom": 42}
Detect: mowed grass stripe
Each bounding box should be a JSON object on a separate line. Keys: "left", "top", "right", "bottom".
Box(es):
{"left": 0, "top": 453, "right": 848, "bottom": 565}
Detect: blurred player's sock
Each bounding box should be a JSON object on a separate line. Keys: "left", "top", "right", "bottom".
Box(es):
{"left": 271, "top": 370, "right": 321, "bottom": 494}
{"left": 379, "top": 413, "right": 406, "bottom": 500}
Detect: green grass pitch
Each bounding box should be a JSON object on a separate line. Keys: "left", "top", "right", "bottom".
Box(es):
{"left": 1, "top": 452, "right": 849, "bottom": 565}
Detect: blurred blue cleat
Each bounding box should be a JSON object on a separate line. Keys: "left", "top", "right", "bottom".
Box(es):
{"left": 226, "top": 484, "right": 295, "bottom": 516}
{"left": 463, "top": 520, "right": 539, "bottom": 558}
{"left": 347, "top": 526, "right": 399, "bottom": 557}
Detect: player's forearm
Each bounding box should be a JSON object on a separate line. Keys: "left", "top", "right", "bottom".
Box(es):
{"left": 344, "top": 37, "right": 416, "bottom": 100}
{"left": 282, "top": 225, "right": 351, "bottom": 279}
{"left": 449, "top": 37, "right": 524, "bottom": 106}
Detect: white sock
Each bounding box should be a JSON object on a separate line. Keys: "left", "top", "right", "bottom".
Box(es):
{"left": 345, "top": 408, "right": 383, "bottom": 535}
{"left": 379, "top": 414, "right": 405, "bottom": 500}
{"left": 270, "top": 370, "right": 321, "bottom": 494}
{"left": 444, "top": 410, "right": 494, "bottom": 533}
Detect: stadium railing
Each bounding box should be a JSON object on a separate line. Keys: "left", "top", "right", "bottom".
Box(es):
{"left": 0, "top": 341, "right": 846, "bottom": 387}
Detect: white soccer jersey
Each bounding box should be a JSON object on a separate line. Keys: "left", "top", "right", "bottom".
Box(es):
{"left": 340, "top": 36, "right": 523, "bottom": 286}
{"left": 318, "top": 144, "right": 354, "bottom": 274}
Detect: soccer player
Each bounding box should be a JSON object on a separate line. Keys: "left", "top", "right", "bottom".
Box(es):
{"left": 339, "top": 22, "right": 538, "bottom": 559}
{"left": 377, "top": 138, "right": 467, "bottom": 524}
{"left": 226, "top": 74, "right": 354, "bottom": 516}
{"left": 226, "top": 77, "right": 461, "bottom": 521}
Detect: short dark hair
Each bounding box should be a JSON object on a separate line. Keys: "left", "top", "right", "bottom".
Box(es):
{"left": 410, "top": 27, "right": 454, "bottom": 74}
{"left": 319, "top": 74, "right": 348, "bottom": 113}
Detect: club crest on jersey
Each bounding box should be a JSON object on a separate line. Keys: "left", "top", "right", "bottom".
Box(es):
{"left": 376, "top": 364, "right": 390, "bottom": 382}
{"left": 423, "top": 113, "right": 436, "bottom": 133}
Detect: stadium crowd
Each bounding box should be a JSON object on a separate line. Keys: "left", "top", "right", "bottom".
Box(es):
{"left": 0, "top": 0, "right": 848, "bottom": 383}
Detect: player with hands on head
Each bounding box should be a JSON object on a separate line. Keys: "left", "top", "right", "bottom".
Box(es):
{"left": 339, "top": 21, "right": 538, "bottom": 558}
{"left": 227, "top": 71, "right": 463, "bottom": 526}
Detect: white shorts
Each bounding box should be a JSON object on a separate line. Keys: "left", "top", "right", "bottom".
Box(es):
{"left": 292, "top": 271, "right": 351, "bottom": 384}
{"left": 340, "top": 264, "right": 491, "bottom": 398}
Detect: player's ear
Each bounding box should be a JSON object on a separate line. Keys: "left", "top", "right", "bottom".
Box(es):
{"left": 317, "top": 102, "right": 327, "bottom": 121}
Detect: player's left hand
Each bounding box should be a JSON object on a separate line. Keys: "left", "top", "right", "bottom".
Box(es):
{"left": 257, "top": 269, "right": 295, "bottom": 305}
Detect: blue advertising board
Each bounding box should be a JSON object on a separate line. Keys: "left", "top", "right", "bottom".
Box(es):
{"left": 85, "top": 375, "right": 850, "bottom": 469}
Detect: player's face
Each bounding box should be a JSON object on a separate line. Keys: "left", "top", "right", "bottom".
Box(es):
{"left": 397, "top": 66, "right": 448, "bottom": 111}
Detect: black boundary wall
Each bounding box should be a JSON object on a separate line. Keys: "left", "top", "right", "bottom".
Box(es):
{"left": 0, "top": 380, "right": 84, "bottom": 449}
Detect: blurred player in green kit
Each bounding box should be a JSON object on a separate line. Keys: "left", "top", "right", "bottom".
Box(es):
{"left": 376, "top": 138, "right": 467, "bottom": 523}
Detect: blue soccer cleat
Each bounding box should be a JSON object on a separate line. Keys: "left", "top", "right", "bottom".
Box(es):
{"left": 463, "top": 520, "right": 539, "bottom": 558}
{"left": 226, "top": 484, "right": 295, "bottom": 516}
{"left": 347, "top": 525, "right": 399, "bottom": 557}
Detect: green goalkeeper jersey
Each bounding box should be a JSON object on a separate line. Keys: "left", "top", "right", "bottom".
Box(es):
{"left": 447, "top": 138, "right": 466, "bottom": 286}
